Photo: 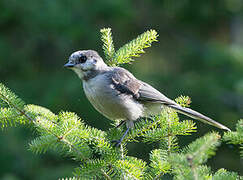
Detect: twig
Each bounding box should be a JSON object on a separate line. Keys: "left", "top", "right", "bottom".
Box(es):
{"left": 0, "top": 92, "right": 32, "bottom": 123}
{"left": 101, "top": 169, "right": 112, "bottom": 180}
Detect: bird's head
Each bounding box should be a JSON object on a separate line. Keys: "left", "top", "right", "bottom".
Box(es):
{"left": 64, "top": 50, "right": 108, "bottom": 80}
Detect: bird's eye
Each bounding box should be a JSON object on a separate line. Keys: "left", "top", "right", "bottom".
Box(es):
{"left": 78, "top": 55, "right": 87, "bottom": 64}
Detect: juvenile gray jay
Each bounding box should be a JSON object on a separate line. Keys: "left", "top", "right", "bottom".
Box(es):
{"left": 64, "top": 50, "right": 230, "bottom": 145}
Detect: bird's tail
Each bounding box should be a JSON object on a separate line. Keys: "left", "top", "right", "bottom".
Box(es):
{"left": 168, "top": 104, "right": 231, "bottom": 131}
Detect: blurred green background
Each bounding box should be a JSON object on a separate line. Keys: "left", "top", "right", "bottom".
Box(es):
{"left": 0, "top": 0, "right": 243, "bottom": 179}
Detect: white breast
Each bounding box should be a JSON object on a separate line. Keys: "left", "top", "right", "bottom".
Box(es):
{"left": 82, "top": 74, "right": 144, "bottom": 122}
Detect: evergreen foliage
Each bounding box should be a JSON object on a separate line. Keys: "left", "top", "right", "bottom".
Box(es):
{"left": 100, "top": 28, "right": 116, "bottom": 66}
{"left": 168, "top": 132, "right": 242, "bottom": 180}
{"left": 0, "top": 28, "right": 242, "bottom": 179}
{"left": 100, "top": 28, "right": 158, "bottom": 66}
{"left": 0, "top": 83, "right": 29, "bottom": 127}
{"left": 223, "top": 119, "right": 243, "bottom": 158}
{"left": 213, "top": 168, "right": 241, "bottom": 180}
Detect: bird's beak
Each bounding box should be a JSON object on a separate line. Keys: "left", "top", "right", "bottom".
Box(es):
{"left": 64, "top": 62, "right": 75, "bottom": 68}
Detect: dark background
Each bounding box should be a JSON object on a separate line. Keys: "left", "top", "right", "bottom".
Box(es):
{"left": 0, "top": 0, "right": 243, "bottom": 179}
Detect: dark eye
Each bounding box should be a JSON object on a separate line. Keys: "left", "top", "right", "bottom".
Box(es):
{"left": 78, "top": 55, "right": 87, "bottom": 63}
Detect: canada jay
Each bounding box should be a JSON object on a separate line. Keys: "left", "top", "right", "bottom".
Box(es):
{"left": 64, "top": 50, "right": 230, "bottom": 146}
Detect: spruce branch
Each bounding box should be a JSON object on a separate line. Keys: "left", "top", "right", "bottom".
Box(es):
{"left": 0, "top": 83, "right": 115, "bottom": 179}
{"left": 175, "top": 95, "right": 191, "bottom": 108}
{"left": 114, "top": 156, "right": 147, "bottom": 180}
{"left": 183, "top": 132, "right": 221, "bottom": 165}
{"left": 74, "top": 159, "right": 113, "bottom": 179}
{"left": 25, "top": 104, "right": 57, "bottom": 123}
{"left": 213, "top": 168, "right": 242, "bottom": 180}
{"left": 30, "top": 112, "right": 90, "bottom": 161}
{"left": 113, "top": 29, "right": 158, "bottom": 65}
{"left": 141, "top": 110, "right": 196, "bottom": 144}
{"left": 169, "top": 132, "right": 221, "bottom": 179}
{"left": 125, "top": 118, "right": 160, "bottom": 142}
{"left": 101, "top": 169, "right": 112, "bottom": 180}
{"left": 223, "top": 119, "right": 243, "bottom": 158}
{"left": 0, "top": 84, "right": 93, "bottom": 161}
{"left": 100, "top": 28, "right": 116, "bottom": 66}
{"left": 149, "top": 149, "right": 171, "bottom": 179}
{"left": 29, "top": 135, "right": 61, "bottom": 154}
{"left": 166, "top": 108, "right": 177, "bottom": 154}
{"left": 0, "top": 83, "right": 25, "bottom": 109}
{"left": 223, "top": 119, "right": 243, "bottom": 145}
{"left": 0, "top": 83, "right": 32, "bottom": 125}
{"left": 0, "top": 107, "right": 26, "bottom": 127}
{"left": 170, "top": 157, "right": 212, "bottom": 179}
{"left": 31, "top": 110, "right": 116, "bottom": 162}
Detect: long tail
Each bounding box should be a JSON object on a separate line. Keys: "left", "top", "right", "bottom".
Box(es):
{"left": 168, "top": 104, "right": 231, "bottom": 131}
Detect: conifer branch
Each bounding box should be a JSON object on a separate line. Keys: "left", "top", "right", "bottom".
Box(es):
{"left": 100, "top": 28, "right": 116, "bottom": 66}
{"left": 184, "top": 132, "right": 221, "bottom": 165}
{"left": 31, "top": 116, "right": 90, "bottom": 161}
{"left": 101, "top": 169, "right": 112, "bottom": 180}
{"left": 100, "top": 29, "right": 158, "bottom": 66}
{"left": 114, "top": 156, "right": 147, "bottom": 179}
{"left": 187, "top": 155, "right": 199, "bottom": 180}
{"left": 169, "top": 132, "right": 222, "bottom": 179}
{"left": 0, "top": 83, "right": 25, "bottom": 109}
{"left": 223, "top": 119, "right": 243, "bottom": 158}
{"left": 29, "top": 135, "right": 59, "bottom": 154}
{"left": 141, "top": 110, "right": 196, "bottom": 145}
{"left": 166, "top": 108, "right": 174, "bottom": 154}
{"left": 114, "top": 29, "right": 158, "bottom": 65}
{"left": 150, "top": 149, "right": 171, "bottom": 179}
{"left": 223, "top": 119, "right": 243, "bottom": 145}
{"left": 175, "top": 95, "right": 191, "bottom": 108}
{"left": 0, "top": 83, "right": 32, "bottom": 124}
{"left": 125, "top": 118, "right": 160, "bottom": 142}
{"left": 213, "top": 168, "right": 241, "bottom": 179}
{"left": 153, "top": 173, "right": 163, "bottom": 180}
{"left": 0, "top": 108, "right": 25, "bottom": 127}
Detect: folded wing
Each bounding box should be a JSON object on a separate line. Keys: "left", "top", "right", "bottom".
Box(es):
{"left": 109, "top": 67, "right": 230, "bottom": 131}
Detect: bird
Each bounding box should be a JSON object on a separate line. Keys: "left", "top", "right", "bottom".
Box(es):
{"left": 64, "top": 50, "right": 230, "bottom": 146}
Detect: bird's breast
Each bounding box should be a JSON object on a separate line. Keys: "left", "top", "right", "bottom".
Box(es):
{"left": 82, "top": 75, "right": 143, "bottom": 121}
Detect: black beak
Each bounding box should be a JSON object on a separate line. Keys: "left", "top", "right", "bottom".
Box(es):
{"left": 64, "top": 62, "right": 74, "bottom": 68}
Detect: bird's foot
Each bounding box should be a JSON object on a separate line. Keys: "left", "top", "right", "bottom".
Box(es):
{"left": 111, "top": 127, "right": 130, "bottom": 147}
{"left": 111, "top": 139, "right": 122, "bottom": 147}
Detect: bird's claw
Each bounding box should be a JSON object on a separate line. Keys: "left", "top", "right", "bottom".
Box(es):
{"left": 111, "top": 139, "right": 122, "bottom": 147}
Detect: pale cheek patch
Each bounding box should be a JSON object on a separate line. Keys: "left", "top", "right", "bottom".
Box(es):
{"left": 81, "top": 62, "right": 95, "bottom": 71}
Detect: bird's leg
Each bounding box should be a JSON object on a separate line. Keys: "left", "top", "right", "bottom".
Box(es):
{"left": 115, "top": 120, "right": 126, "bottom": 128}
{"left": 112, "top": 127, "right": 130, "bottom": 147}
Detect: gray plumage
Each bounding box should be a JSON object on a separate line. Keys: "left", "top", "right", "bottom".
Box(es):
{"left": 64, "top": 50, "right": 230, "bottom": 132}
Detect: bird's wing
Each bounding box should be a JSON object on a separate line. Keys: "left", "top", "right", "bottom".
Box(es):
{"left": 110, "top": 67, "right": 141, "bottom": 98}
{"left": 110, "top": 67, "right": 177, "bottom": 105}
{"left": 109, "top": 68, "right": 230, "bottom": 131}
{"left": 137, "top": 82, "right": 177, "bottom": 105}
